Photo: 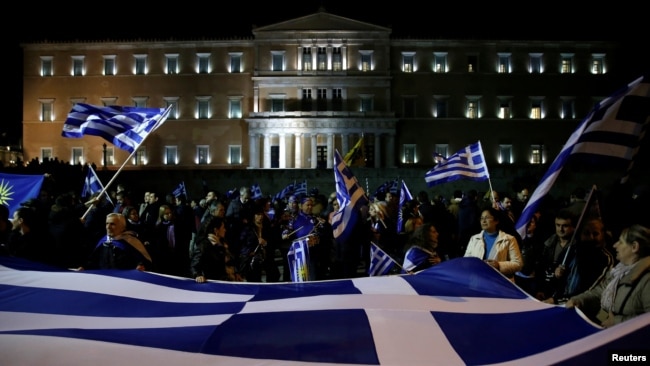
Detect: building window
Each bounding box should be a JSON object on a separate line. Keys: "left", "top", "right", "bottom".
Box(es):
{"left": 72, "top": 56, "right": 85, "bottom": 76}
{"left": 433, "top": 52, "right": 447, "bottom": 73}
{"left": 529, "top": 53, "right": 543, "bottom": 73}
{"left": 272, "top": 51, "right": 285, "bottom": 71}
{"left": 166, "top": 54, "right": 179, "bottom": 75}
{"left": 41, "top": 56, "right": 53, "bottom": 76}
{"left": 499, "top": 144, "right": 513, "bottom": 164}
{"left": 360, "top": 95, "right": 373, "bottom": 112}
{"left": 302, "top": 88, "right": 312, "bottom": 100}
{"left": 164, "top": 146, "right": 177, "bottom": 165}
{"left": 270, "top": 95, "right": 285, "bottom": 112}
{"left": 332, "top": 88, "right": 342, "bottom": 111}
{"left": 530, "top": 99, "right": 543, "bottom": 119}
{"left": 434, "top": 144, "right": 448, "bottom": 159}
{"left": 466, "top": 99, "right": 479, "bottom": 119}
{"left": 561, "top": 98, "right": 575, "bottom": 119}
{"left": 403, "top": 144, "right": 416, "bottom": 164}
{"left": 498, "top": 98, "right": 512, "bottom": 119}
{"left": 317, "top": 88, "right": 327, "bottom": 111}
{"left": 229, "top": 145, "right": 242, "bottom": 165}
{"left": 302, "top": 88, "right": 312, "bottom": 111}
{"left": 41, "top": 148, "right": 53, "bottom": 162}
{"left": 591, "top": 54, "right": 605, "bottom": 74}
{"left": 561, "top": 53, "right": 574, "bottom": 74}
{"left": 164, "top": 97, "right": 179, "bottom": 119}
{"left": 134, "top": 54, "right": 147, "bottom": 75}
{"left": 402, "top": 52, "right": 415, "bottom": 73}
{"left": 72, "top": 147, "right": 83, "bottom": 165}
{"left": 434, "top": 97, "right": 448, "bottom": 118}
{"left": 498, "top": 53, "right": 511, "bottom": 73}
{"left": 317, "top": 47, "right": 327, "bottom": 70}
{"left": 301, "top": 48, "right": 312, "bottom": 71}
{"left": 197, "top": 146, "right": 209, "bottom": 165}
{"left": 103, "top": 55, "right": 116, "bottom": 76}
{"left": 134, "top": 147, "right": 147, "bottom": 165}
{"left": 467, "top": 55, "right": 478, "bottom": 72}
{"left": 403, "top": 97, "right": 416, "bottom": 118}
{"left": 105, "top": 146, "right": 115, "bottom": 166}
{"left": 197, "top": 53, "right": 210, "bottom": 74}
{"left": 531, "top": 144, "right": 544, "bottom": 164}
{"left": 360, "top": 51, "right": 373, "bottom": 72}
{"left": 101, "top": 97, "right": 118, "bottom": 107}
{"left": 40, "top": 99, "right": 54, "bottom": 122}
{"left": 228, "top": 97, "right": 242, "bottom": 118}
{"left": 332, "top": 47, "right": 342, "bottom": 71}
{"left": 132, "top": 97, "right": 148, "bottom": 108}
{"left": 229, "top": 52, "right": 242, "bottom": 73}
{"left": 197, "top": 97, "right": 211, "bottom": 119}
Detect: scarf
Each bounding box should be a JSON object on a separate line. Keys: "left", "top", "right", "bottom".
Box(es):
{"left": 601, "top": 262, "right": 635, "bottom": 312}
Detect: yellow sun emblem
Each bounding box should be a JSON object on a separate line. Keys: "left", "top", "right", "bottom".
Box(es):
{"left": 0, "top": 179, "right": 15, "bottom": 206}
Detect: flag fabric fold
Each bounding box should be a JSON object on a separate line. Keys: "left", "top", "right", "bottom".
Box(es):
{"left": 331, "top": 150, "right": 369, "bottom": 245}
{"left": 402, "top": 246, "right": 435, "bottom": 273}
{"left": 62, "top": 103, "right": 171, "bottom": 153}
{"left": 273, "top": 182, "right": 294, "bottom": 201}
{"left": 0, "top": 173, "right": 45, "bottom": 217}
{"left": 81, "top": 165, "right": 113, "bottom": 204}
{"left": 397, "top": 179, "right": 413, "bottom": 233}
{"left": 172, "top": 181, "right": 187, "bottom": 200}
{"left": 287, "top": 238, "right": 310, "bottom": 282}
{"left": 424, "top": 141, "right": 490, "bottom": 188}
{"left": 515, "top": 75, "right": 650, "bottom": 238}
{"left": 368, "top": 242, "right": 397, "bottom": 276}
{"left": 343, "top": 137, "right": 365, "bottom": 167}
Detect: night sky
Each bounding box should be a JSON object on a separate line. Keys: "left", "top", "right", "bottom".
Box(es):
{"left": 6, "top": 1, "right": 643, "bottom": 144}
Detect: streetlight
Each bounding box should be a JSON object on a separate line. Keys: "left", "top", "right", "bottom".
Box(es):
{"left": 102, "top": 143, "right": 107, "bottom": 170}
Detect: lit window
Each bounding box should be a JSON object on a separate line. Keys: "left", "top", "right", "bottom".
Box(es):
{"left": 166, "top": 54, "right": 179, "bottom": 74}
{"left": 403, "top": 144, "right": 416, "bottom": 164}
{"left": 41, "top": 56, "right": 53, "bottom": 76}
{"left": 105, "top": 147, "right": 114, "bottom": 166}
{"left": 302, "top": 48, "right": 312, "bottom": 71}
{"left": 229, "top": 52, "right": 242, "bottom": 73}
{"left": 317, "top": 47, "right": 327, "bottom": 70}
{"left": 591, "top": 54, "right": 605, "bottom": 74}
{"left": 433, "top": 52, "right": 447, "bottom": 73}
{"left": 228, "top": 97, "right": 242, "bottom": 118}
{"left": 271, "top": 51, "right": 285, "bottom": 71}
{"left": 529, "top": 53, "right": 543, "bottom": 73}
{"left": 197, "top": 146, "right": 209, "bottom": 165}
{"left": 41, "top": 148, "right": 53, "bottom": 162}
{"left": 467, "top": 55, "right": 478, "bottom": 72}
{"left": 134, "top": 54, "right": 147, "bottom": 75}
{"left": 39, "top": 99, "right": 54, "bottom": 122}
{"left": 197, "top": 53, "right": 210, "bottom": 74}
{"left": 434, "top": 144, "right": 448, "bottom": 159}
{"left": 360, "top": 95, "right": 373, "bottom": 112}
{"left": 530, "top": 99, "right": 543, "bottom": 119}
{"left": 196, "top": 97, "right": 211, "bottom": 119}
{"left": 134, "top": 147, "right": 147, "bottom": 165}
{"left": 467, "top": 100, "right": 479, "bottom": 119}
{"left": 402, "top": 52, "right": 415, "bottom": 73}
{"left": 561, "top": 53, "right": 574, "bottom": 74}
{"left": 499, "top": 145, "right": 513, "bottom": 164}
{"left": 101, "top": 97, "right": 118, "bottom": 107}
{"left": 72, "top": 56, "right": 85, "bottom": 76}
{"left": 498, "top": 98, "right": 512, "bottom": 119}
{"left": 132, "top": 97, "right": 148, "bottom": 108}
{"left": 332, "top": 47, "right": 342, "bottom": 71}
{"left": 531, "top": 144, "right": 544, "bottom": 164}
{"left": 360, "top": 51, "right": 373, "bottom": 72}
{"left": 229, "top": 145, "right": 242, "bottom": 165}
{"left": 561, "top": 98, "right": 575, "bottom": 119}
{"left": 164, "top": 98, "right": 179, "bottom": 119}
{"left": 164, "top": 146, "right": 177, "bottom": 165}
{"left": 103, "top": 55, "right": 116, "bottom": 76}
{"left": 72, "top": 147, "right": 83, "bottom": 165}
{"left": 498, "top": 53, "right": 511, "bottom": 73}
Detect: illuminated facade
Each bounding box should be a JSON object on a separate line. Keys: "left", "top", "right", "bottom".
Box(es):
{"left": 21, "top": 10, "right": 633, "bottom": 171}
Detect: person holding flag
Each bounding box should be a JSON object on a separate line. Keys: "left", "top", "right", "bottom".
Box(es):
{"left": 402, "top": 222, "right": 448, "bottom": 273}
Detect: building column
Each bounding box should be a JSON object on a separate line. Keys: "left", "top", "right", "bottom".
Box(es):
{"left": 297, "top": 46, "right": 302, "bottom": 71}
{"left": 341, "top": 133, "right": 349, "bottom": 156}
{"left": 279, "top": 133, "right": 286, "bottom": 169}
{"left": 248, "top": 133, "right": 258, "bottom": 168}
{"left": 374, "top": 133, "right": 381, "bottom": 168}
{"left": 327, "top": 133, "right": 334, "bottom": 168}
{"left": 310, "top": 134, "right": 317, "bottom": 169}
{"left": 294, "top": 133, "right": 302, "bottom": 168}
{"left": 263, "top": 134, "right": 271, "bottom": 168}
{"left": 387, "top": 133, "right": 396, "bottom": 168}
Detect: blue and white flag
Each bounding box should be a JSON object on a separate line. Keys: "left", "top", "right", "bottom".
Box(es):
{"left": 273, "top": 182, "right": 294, "bottom": 201}
{"left": 368, "top": 242, "right": 396, "bottom": 276}
{"left": 424, "top": 141, "right": 490, "bottom": 188}
{"left": 372, "top": 179, "right": 398, "bottom": 198}
{"left": 62, "top": 103, "right": 171, "bottom": 153}
{"left": 250, "top": 183, "right": 263, "bottom": 200}
{"left": 287, "top": 238, "right": 310, "bottom": 282}
{"left": 172, "top": 181, "right": 187, "bottom": 199}
{"left": 81, "top": 165, "right": 113, "bottom": 205}
{"left": 293, "top": 180, "right": 308, "bottom": 197}
{"left": 331, "top": 150, "right": 369, "bottom": 245}
{"left": 397, "top": 180, "right": 413, "bottom": 233}
{"left": 515, "top": 75, "right": 650, "bottom": 238}
{"left": 402, "top": 246, "right": 435, "bottom": 273}
{"left": 0, "top": 173, "right": 44, "bottom": 217}
{"left": 2, "top": 255, "right": 648, "bottom": 365}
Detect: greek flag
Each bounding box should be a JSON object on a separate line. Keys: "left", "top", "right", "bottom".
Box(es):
{"left": 293, "top": 180, "right": 308, "bottom": 197}
{"left": 515, "top": 75, "right": 650, "bottom": 238}
{"left": 397, "top": 179, "right": 413, "bottom": 232}
{"left": 0, "top": 173, "right": 44, "bottom": 217}
{"left": 368, "top": 242, "right": 396, "bottom": 276}
{"left": 250, "top": 183, "right": 263, "bottom": 200}
{"left": 62, "top": 103, "right": 171, "bottom": 153}
{"left": 81, "top": 165, "right": 113, "bottom": 204}
{"left": 2, "top": 255, "right": 648, "bottom": 365}
{"left": 287, "top": 238, "right": 310, "bottom": 282}
{"left": 331, "top": 150, "right": 369, "bottom": 245}
{"left": 402, "top": 246, "right": 434, "bottom": 273}
{"left": 172, "top": 181, "right": 187, "bottom": 199}
{"left": 273, "top": 182, "right": 294, "bottom": 201}
{"left": 424, "top": 141, "right": 490, "bottom": 188}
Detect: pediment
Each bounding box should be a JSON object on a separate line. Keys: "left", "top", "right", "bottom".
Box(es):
{"left": 253, "top": 9, "right": 391, "bottom": 34}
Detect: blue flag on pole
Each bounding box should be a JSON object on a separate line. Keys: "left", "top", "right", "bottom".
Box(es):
{"left": 402, "top": 246, "right": 435, "bottom": 273}
{"left": 172, "top": 181, "right": 187, "bottom": 199}
{"left": 81, "top": 165, "right": 113, "bottom": 205}
{"left": 287, "top": 238, "right": 310, "bottom": 282}
{"left": 397, "top": 180, "right": 413, "bottom": 232}
{"left": 331, "top": 150, "right": 369, "bottom": 245}
{"left": 273, "top": 182, "right": 295, "bottom": 201}
{"left": 515, "top": 75, "right": 650, "bottom": 238}
{"left": 0, "top": 173, "right": 45, "bottom": 217}
{"left": 293, "top": 180, "right": 307, "bottom": 197}
{"left": 368, "top": 242, "right": 396, "bottom": 276}
{"left": 62, "top": 103, "right": 171, "bottom": 153}
{"left": 424, "top": 141, "right": 490, "bottom": 187}
{"left": 250, "top": 183, "right": 263, "bottom": 200}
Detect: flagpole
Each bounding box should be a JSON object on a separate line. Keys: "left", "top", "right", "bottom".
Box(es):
{"left": 560, "top": 184, "right": 598, "bottom": 266}
{"left": 81, "top": 105, "right": 173, "bottom": 220}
